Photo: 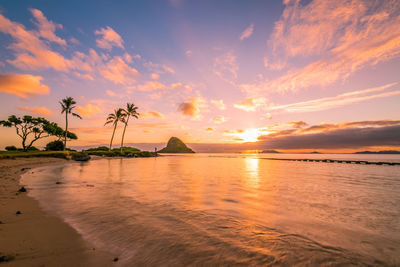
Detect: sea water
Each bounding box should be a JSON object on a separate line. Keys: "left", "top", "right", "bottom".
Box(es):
{"left": 21, "top": 154, "right": 400, "bottom": 266}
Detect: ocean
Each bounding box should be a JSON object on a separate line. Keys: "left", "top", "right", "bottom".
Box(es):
{"left": 21, "top": 154, "right": 400, "bottom": 266}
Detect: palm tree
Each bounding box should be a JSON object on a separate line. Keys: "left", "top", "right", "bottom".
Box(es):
{"left": 120, "top": 103, "right": 139, "bottom": 152}
{"left": 60, "top": 97, "right": 82, "bottom": 150}
{"left": 105, "top": 108, "right": 126, "bottom": 150}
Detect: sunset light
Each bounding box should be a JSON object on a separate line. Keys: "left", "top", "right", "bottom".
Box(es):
{"left": 1, "top": 1, "right": 400, "bottom": 266}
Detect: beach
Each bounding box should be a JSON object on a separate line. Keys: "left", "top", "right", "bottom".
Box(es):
{"left": 0, "top": 158, "right": 114, "bottom": 266}
{"left": 17, "top": 154, "right": 400, "bottom": 266}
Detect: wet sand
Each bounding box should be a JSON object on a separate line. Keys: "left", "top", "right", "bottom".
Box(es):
{"left": 0, "top": 158, "right": 115, "bottom": 266}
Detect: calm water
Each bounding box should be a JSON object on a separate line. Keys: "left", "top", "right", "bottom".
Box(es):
{"left": 22, "top": 154, "right": 400, "bottom": 266}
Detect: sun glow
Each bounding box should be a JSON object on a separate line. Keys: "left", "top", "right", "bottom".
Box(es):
{"left": 236, "top": 128, "right": 263, "bottom": 143}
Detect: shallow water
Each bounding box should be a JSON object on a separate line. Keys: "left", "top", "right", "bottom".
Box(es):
{"left": 22, "top": 154, "right": 400, "bottom": 266}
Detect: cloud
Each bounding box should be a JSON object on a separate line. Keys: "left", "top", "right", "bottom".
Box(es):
{"left": 0, "top": 73, "right": 50, "bottom": 98}
{"left": 211, "top": 99, "right": 226, "bottom": 110}
{"left": 29, "top": 10, "right": 64, "bottom": 46}
{"left": 144, "top": 61, "right": 175, "bottom": 74}
{"left": 138, "top": 81, "right": 166, "bottom": 91}
{"left": 234, "top": 97, "right": 266, "bottom": 112}
{"left": 178, "top": 96, "right": 207, "bottom": 120}
{"left": 240, "top": 23, "right": 254, "bottom": 41}
{"left": 151, "top": 73, "right": 160, "bottom": 80}
{"left": 186, "top": 50, "right": 192, "bottom": 56}
{"left": 269, "top": 82, "right": 399, "bottom": 113}
{"left": 213, "top": 51, "right": 238, "bottom": 83}
{"left": 0, "top": 12, "right": 71, "bottom": 71}
{"left": 75, "top": 104, "right": 102, "bottom": 117}
{"left": 18, "top": 106, "right": 52, "bottom": 116}
{"left": 243, "top": 0, "right": 400, "bottom": 94}
{"left": 140, "top": 111, "right": 165, "bottom": 119}
{"left": 258, "top": 125, "right": 400, "bottom": 150}
{"left": 95, "top": 26, "right": 124, "bottom": 50}
{"left": 74, "top": 72, "right": 94, "bottom": 81}
{"left": 30, "top": 8, "right": 67, "bottom": 46}
{"left": 205, "top": 127, "right": 214, "bottom": 132}
{"left": 212, "top": 116, "right": 226, "bottom": 124}
{"left": 99, "top": 56, "right": 139, "bottom": 84}
{"left": 287, "top": 121, "right": 308, "bottom": 128}
{"left": 260, "top": 119, "right": 400, "bottom": 138}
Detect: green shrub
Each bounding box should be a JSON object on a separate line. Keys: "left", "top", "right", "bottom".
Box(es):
{"left": 45, "top": 140, "right": 64, "bottom": 151}
{"left": 86, "top": 146, "right": 109, "bottom": 151}
{"left": 5, "top": 145, "right": 17, "bottom": 151}
{"left": 112, "top": 147, "right": 140, "bottom": 153}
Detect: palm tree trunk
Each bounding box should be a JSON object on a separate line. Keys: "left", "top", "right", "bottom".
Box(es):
{"left": 110, "top": 122, "right": 117, "bottom": 150}
{"left": 120, "top": 115, "right": 130, "bottom": 152}
{"left": 64, "top": 112, "right": 68, "bottom": 150}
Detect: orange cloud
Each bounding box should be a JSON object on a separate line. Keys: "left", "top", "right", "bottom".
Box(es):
{"left": 0, "top": 73, "right": 50, "bottom": 98}
{"left": 239, "top": 23, "right": 254, "bottom": 41}
{"left": 205, "top": 127, "right": 214, "bottom": 132}
{"left": 95, "top": 26, "right": 124, "bottom": 50}
{"left": 140, "top": 111, "right": 165, "bottom": 119}
{"left": 234, "top": 97, "right": 266, "bottom": 112}
{"left": 18, "top": 106, "right": 52, "bottom": 116}
{"left": 178, "top": 96, "right": 206, "bottom": 120}
{"left": 75, "top": 104, "right": 102, "bottom": 117}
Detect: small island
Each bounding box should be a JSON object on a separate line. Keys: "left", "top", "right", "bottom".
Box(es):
{"left": 261, "top": 150, "right": 280, "bottom": 153}
{"left": 354, "top": 150, "right": 400, "bottom": 154}
{"left": 158, "top": 137, "right": 195, "bottom": 153}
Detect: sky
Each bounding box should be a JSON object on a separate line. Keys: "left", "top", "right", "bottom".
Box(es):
{"left": 0, "top": 0, "right": 399, "bottom": 152}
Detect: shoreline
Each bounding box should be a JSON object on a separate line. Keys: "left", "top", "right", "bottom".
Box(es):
{"left": 0, "top": 158, "right": 115, "bottom": 266}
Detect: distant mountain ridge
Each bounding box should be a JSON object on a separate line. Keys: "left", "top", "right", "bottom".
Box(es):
{"left": 158, "top": 137, "right": 195, "bottom": 153}
{"left": 354, "top": 150, "right": 400, "bottom": 154}
{"left": 261, "top": 150, "right": 280, "bottom": 153}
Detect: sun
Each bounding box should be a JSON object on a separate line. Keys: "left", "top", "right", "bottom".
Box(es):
{"left": 237, "top": 128, "right": 262, "bottom": 143}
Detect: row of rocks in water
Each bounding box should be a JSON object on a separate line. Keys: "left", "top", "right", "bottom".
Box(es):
{"left": 262, "top": 158, "right": 400, "bottom": 166}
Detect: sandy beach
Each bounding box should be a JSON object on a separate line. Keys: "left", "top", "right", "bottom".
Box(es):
{"left": 0, "top": 158, "right": 115, "bottom": 266}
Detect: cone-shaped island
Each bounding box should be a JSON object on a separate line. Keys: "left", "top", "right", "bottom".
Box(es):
{"left": 158, "top": 137, "right": 195, "bottom": 153}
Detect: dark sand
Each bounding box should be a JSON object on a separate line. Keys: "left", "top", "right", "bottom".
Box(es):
{"left": 0, "top": 158, "right": 115, "bottom": 266}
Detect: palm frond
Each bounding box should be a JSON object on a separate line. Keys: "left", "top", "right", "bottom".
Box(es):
{"left": 72, "top": 113, "right": 82, "bottom": 119}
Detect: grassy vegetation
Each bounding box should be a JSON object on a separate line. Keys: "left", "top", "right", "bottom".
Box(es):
{"left": 0, "top": 150, "right": 74, "bottom": 159}
{"left": 0, "top": 147, "right": 156, "bottom": 159}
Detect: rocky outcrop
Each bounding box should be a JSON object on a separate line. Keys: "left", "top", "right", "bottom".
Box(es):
{"left": 158, "top": 137, "right": 195, "bottom": 153}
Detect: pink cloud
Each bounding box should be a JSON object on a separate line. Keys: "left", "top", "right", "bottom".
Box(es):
{"left": 213, "top": 51, "right": 238, "bottom": 83}
{"left": 138, "top": 81, "right": 166, "bottom": 91}
{"left": 245, "top": 0, "right": 400, "bottom": 94}
{"left": 30, "top": 8, "right": 66, "bottom": 46}
{"left": 99, "top": 56, "right": 139, "bottom": 84}
{"left": 239, "top": 23, "right": 254, "bottom": 41}
{"left": 95, "top": 26, "right": 124, "bottom": 50}
{"left": 211, "top": 99, "right": 226, "bottom": 110}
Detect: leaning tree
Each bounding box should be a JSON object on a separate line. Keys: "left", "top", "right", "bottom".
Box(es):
{"left": 120, "top": 103, "right": 139, "bottom": 152}
{"left": 60, "top": 97, "right": 82, "bottom": 150}
{"left": 0, "top": 115, "right": 76, "bottom": 151}
{"left": 105, "top": 108, "right": 126, "bottom": 150}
